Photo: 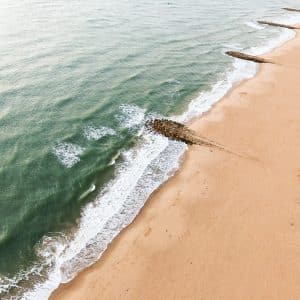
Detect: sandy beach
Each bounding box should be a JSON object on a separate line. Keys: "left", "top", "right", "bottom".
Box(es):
{"left": 51, "top": 29, "right": 300, "bottom": 300}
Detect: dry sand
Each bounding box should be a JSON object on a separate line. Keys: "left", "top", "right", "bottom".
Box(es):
{"left": 51, "top": 31, "right": 300, "bottom": 300}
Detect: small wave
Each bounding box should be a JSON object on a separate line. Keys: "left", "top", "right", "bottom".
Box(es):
{"left": 79, "top": 184, "right": 96, "bottom": 201}
{"left": 0, "top": 106, "right": 10, "bottom": 121}
{"left": 165, "top": 79, "right": 181, "bottom": 85}
{"left": 83, "top": 125, "right": 116, "bottom": 141}
{"left": 247, "top": 28, "right": 295, "bottom": 56}
{"left": 271, "top": 14, "right": 300, "bottom": 26}
{"left": 0, "top": 275, "right": 18, "bottom": 295}
{"left": 245, "top": 21, "right": 265, "bottom": 30}
{"left": 179, "top": 59, "right": 256, "bottom": 122}
{"left": 108, "top": 151, "right": 121, "bottom": 166}
{"left": 116, "top": 104, "right": 146, "bottom": 129}
{"left": 52, "top": 142, "right": 85, "bottom": 168}
{"left": 0, "top": 233, "right": 70, "bottom": 298}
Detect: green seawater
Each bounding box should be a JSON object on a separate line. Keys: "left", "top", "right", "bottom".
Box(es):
{"left": 0, "top": 0, "right": 299, "bottom": 298}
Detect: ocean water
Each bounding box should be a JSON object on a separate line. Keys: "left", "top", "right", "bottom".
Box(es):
{"left": 0, "top": 0, "right": 300, "bottom": 298}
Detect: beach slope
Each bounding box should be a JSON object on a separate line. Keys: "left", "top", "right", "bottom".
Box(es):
{"left": 51, "top": 32, "right": 300, "bottom": 300}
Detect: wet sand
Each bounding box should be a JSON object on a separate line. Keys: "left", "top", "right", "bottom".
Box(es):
{"left": 51, "top": 30, "right": 300, "bottom": 300}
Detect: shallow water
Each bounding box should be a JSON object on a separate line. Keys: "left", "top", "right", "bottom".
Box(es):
{"left": 0, "top": 0, "right": 299, "bottom": 298}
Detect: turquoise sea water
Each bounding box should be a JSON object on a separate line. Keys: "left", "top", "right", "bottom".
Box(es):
{"left": 0, "top": 0, "right": 300, "bottom": 298}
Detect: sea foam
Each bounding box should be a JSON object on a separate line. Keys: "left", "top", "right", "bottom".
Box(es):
{"left": 52, "top": 142, "right": 85, "bottom": 168}
{"left": 83, "top": 125, "right": 116, "bottom": 141}
{"left": 116, "top": 104, "right": 146, "bottom": 128}
{"left": 245, "top": 21, "right": 265, "bottom": 30}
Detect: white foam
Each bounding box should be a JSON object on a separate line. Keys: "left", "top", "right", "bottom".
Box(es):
{"left": 83, "top": 125, "right": 115, "bottom": 141}
{"left": 180, "top": 56, "right": 256, "bottom": 122}
{"left": 116, "top": 104, "right": 146, "bottom": 128}
{"left": 165, "top": 79, "right": 181, "bottom": 84}
{"left": 221, "top": 43, "right": 243, "bottom": 51}
{"left": 52, "top": 143, "right": 85, "bottom": 168}
{"left": 245, "top": 21, "right": 265, "bottom": 30}
{"left": 271, "top": 13, "right": 300, "bottom": 26}
{"left": 247, "top": 28, "right": 295, "bottom": 56}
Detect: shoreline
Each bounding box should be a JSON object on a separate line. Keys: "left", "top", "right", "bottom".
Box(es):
{"left": 50, "top": 28, "right": 300, "bottom": 299}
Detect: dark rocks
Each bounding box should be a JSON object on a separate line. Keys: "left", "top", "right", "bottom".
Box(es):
{"left": 283, "top": 7, "right": 300, "bottom": 12}
{"left": 226, "top": 51, "right": 272, "bottom": 64}
{"left": 146, "top": 119, "right": 253, "bottom": 159}
{"left": 146, "top": 119, "right": 227, "bottom": 149}
{"left": 146, "top": 119, "right": 198, "bottom": 145}
{"left": 257, "top": 20, "right": 298, "bottom": 30}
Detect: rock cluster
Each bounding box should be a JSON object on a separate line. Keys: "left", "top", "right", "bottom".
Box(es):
{"left": 146, "top": 119, "right": 255, "bottom": 160}
{"left": 226, "top": 51, "right": 271, "bottom": 64}
{"left": 283, "top": 7, "right": 300, "bottom": 12}
{"left": 257, "top": 20, "right": 298, "bottom": 30}
{"left": 146, "top": 119, "right": 199, "bottom": 145}
{"left": 146, "top": 119, "right": 229, "bottom": 151}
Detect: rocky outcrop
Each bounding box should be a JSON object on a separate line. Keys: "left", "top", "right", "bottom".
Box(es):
{"left": 283, "top": 7, "right": 300, "bottom": 12}
{"left": 146, "top": 119, "right": 244, "bottom": 157}
{"left": 226, "top": 51, "right": 272, "bottom": 64}
{"left": 258, "top": 20, "right": 299, "bottom": 30}
{"left": 146, "top": 119, "right": 198, "bottom": 145}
